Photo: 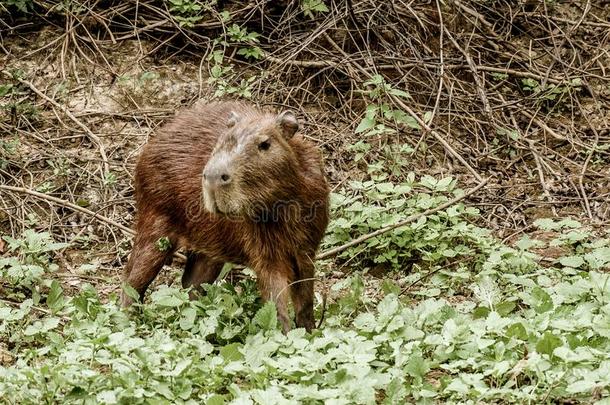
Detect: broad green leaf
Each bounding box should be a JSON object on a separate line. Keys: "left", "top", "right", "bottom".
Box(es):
{"left": 150, "top": 288, "right": 188, "bottom": 307}
{"left": 207, "top": 395, "right": 227, "bottom": 405}
{"left": 389, "top": 88, "right": 410, "bottom": 99}
{"left": 355, "top": 116, "right": 376, "bottom": 133}
{"left": 530, "top": 287, "right": 553, "bottom": 313}
{"left": 565, "top": 379, "right": 597, "bottom": 394}
{"left": 254, "top": 301, "right": 278, "bottom": 331}
{"left": 121, "top": 283, "right": 140, "bottom": 302}
{"left": 536, "top": 332, "right": 562, "bottom": 356}
{"left": 405, "top": 353, "right": 429, "bottom": 382}
{"left": 179, "top": 307, "right": 197, "bottom": 330}
{"left": 46, "top": 280, "right": 64, "bottom": 312}
{"left": 559, "top": 255, "right": 585, "bottom": 268}
{"left": 220, "top": 343, "right": 244, "bottom": 362}
{"left": 506, "top": 322, "right": 528, "bottom": 340}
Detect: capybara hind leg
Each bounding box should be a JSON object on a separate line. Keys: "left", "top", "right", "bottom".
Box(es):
{"left": 290, "top": 255, "right": 316, "bottom": 332}
{"left": 181, "top": 252, "right": 223, "bottom": 299}
{"left": 257, "top": 265, "right": 293, "bottom": 333}
{"left": 121, "top": 216, "right": 175, "bottom": 307}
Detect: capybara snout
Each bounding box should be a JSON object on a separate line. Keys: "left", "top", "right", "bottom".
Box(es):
{"left": 121, "top": 101, "right": 329, "bottom": 332}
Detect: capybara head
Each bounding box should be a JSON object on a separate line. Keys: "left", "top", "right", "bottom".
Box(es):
{"left": 202, "top": 109, "right": 301, "bottom": 217}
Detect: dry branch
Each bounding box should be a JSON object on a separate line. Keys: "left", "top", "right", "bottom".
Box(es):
{"left": 2, "top": 73, "right": 110, "bottom": 177}
{"left": 0, "top": 185, "right": 187, "bottom": 261}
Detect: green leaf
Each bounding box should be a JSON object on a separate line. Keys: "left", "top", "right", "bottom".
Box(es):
{"left": 384, "top": 377, "right": 407, "bottom": 402}
{"left": 75, "top": 198, "right": 90, "bottom": 207}
{"left": 254, "top": 301, "right": 278, "bottom": 331}
{"left": 389, "top": 88, "right": 410, "bottom": 99}
{"left": 506, "top": 322, "right": 528, "bottom": 340}
{"left": 179, "top": 307, "right": 197, "bottom": 330}
{"left": 420, "top": 175, "right": 437, "bottom": 190}
{"left": 530, "top": 287, "right": 553, "bottom": 313}
{"left": 495, "top": 301, "right": 516, "bottom": 316}
{"left": 533, "top": 218, "right": 558, "bottom": 230}
{"left": 121, "top": 283, "right": 140, "bottom": 302}
{"left": 445, "top": 378, "right": 469, "bottom": 394}
{"left": 375, "top": 182, "right": 394, "bottom": 193}
{"left": 220, "top": 343, "right": 244, "bottom": 362}
{"left": 46, "top": 280, "right": 65, "bottom": 312}
{"left": 24, "top": 317, "right": 60, "bottom": 336}
{"left": 515, "top": 235, "right": 538, "bottom": 250}
{"left": 355, "top": 116, "right": 376, "bottom": 133}
{"left": 473, "top": 306, "right": 490, "bottom": 319}
{"left": 150, "top": 288, "right": 188, "bottom": 307}
{"left": 0, "top": 84, "right": 13, "bottom": 97}
{"left": 405, "top": 353, "right": 429, "bottom": 382}
{"left": 423, "top": 111, "right": 433, "bottom": 123}
{"left": 396, "top": 112, "right": 421, "bottom": 130}
{"left": 536, "top": 332, "right": 562, "bottom": 356}
{"left": 207, "top": 395, "right": 227, "bottom": 405}
{"left": 559, "top": 255, "right": 585, "bottom": 268}
{"left": 435, "top": 176, "right": 453, "bottom": 191}
{"left": 566, "top": 379, "right": 597, "bottom": 394}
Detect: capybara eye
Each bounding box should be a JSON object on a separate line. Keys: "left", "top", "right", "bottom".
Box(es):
{"left": 258, "top": 140, "right": 271, "bottom": 151}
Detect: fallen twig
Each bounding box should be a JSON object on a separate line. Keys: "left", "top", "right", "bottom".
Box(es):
{"left": 1, "top": 72, "right": 110, "bottom": 177}
{"left": 0, "top": 185, "right": 187, "bottom": 261}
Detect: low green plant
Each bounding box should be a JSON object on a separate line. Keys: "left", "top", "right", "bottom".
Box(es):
{"left": 1, "top": 201, "right": 610, "bottom": 403}
{"left": 206, "top": 50, "right": 258, "bottom": 99}
{"left": 49, "top": 0, "right": 85, "bottom": 14}
{"left": 521, "top": 77, "right": 582, "bottom": 107}
{"left": 325, "top": 171, "right": 487, "bottom": 275}
{"left": 0, "top": 0, "right": 33, "bottom": 13}
{"left": 103, "top": 171, "right": 117, "bottom": 187}
{"left": 168, "top": 0, "right": 215, "bottom": 28}
{"left": 1, "top": 72, "right": 39, "bottom": 121}
{"left": 201, "top": 17, "right": 263, "bottom": 98}
{"left": 0, "top": 137, "right": 19, "bottom": 169}
{"left": 227, "top": 24, "right": 263, "bottom": 60}
{"left": 0, "top": 230, "right": 67, "bottom": 298}
{"left": 356, "top": 74, "right": 421, "bottom": 136}
{"left": 301, "top": 0, "right": 329, "bottom": 17}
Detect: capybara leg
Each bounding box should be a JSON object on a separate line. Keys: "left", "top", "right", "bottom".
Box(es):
{"left": 257, "top": 265, "right": 293, "bottom": 333}
{"left": 181, "top": 252, "right": 223, "bottom": 299}
{"left": 290, "top": 255, "right": 316, "bottom": 332}
{"left": 121, "top": 216, "right": 175, "bottom": 307}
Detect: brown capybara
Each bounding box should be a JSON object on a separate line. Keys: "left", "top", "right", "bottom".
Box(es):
{"left": 121, "top": 101, "right": 330, "bottom": 332}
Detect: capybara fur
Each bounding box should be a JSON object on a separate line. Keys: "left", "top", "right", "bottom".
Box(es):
{"left": 121, "top": 101, "right": 330, "bottom": 332}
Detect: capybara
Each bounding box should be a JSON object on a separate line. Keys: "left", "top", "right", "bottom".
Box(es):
{"left": 121, "top": 101, "right": 330, "bottom": 332}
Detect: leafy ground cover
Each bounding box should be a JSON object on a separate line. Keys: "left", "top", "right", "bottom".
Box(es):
{"left": 1, "top": 1, "right": 610, "bottom": 404}
{"left": 2, "top": 177, "right": 609, "bottom": 404}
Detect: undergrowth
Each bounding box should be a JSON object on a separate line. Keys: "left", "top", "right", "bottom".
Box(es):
{"left": 1, "top": 2, "right": 609, "bottom": 403}
{"left": 1, "top": 175, "right": 609, "bottom": 404}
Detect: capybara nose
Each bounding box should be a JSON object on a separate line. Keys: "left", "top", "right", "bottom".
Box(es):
{"left": 203, "top": 167, "right": 232, "bottom": 188}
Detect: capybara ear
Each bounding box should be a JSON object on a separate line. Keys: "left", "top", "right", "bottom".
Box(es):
{"left": 227, "top": 111, "right": 240, "bottom": 128}
{"left": 276, "top": 111, "right": 299, "bottom": 139}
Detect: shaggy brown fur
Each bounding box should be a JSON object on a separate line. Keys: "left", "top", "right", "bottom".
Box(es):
{"left": 121, "top": 101, "right": 330, "bottom": 332}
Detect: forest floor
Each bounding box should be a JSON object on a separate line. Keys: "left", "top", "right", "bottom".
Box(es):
{"left": 1, "top": 1, "right": 610, "bottom": 403}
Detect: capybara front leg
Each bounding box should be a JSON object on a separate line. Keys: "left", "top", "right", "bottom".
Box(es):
{"left": 182, "top": 252, "right": 224, "bottom": 299}
{"left": 257, "top": 265, "right": 293, "bottom": 333}
{"left": 121, "top": 216, "right": 175, "bottom": 307}
{"left": 290, "top": 255, "right": 316, "bottom": 332}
